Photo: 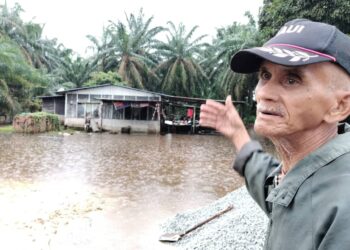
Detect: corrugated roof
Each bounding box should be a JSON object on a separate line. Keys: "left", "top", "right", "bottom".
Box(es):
{"left": 37, "top": 95, "right": 64, "bottom": 99}
{"left": 37, "top": 84, "right": 247, "bottom": 106}
{"left": 161, "top": 94, "right": 246, "bottom": 105}
{"left": 56, "top": 83, "right": 161, "bottom": 96}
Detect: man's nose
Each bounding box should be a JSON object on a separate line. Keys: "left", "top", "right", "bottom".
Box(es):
{"left": 255, "top": 80, "right": 278, "bottom": 102}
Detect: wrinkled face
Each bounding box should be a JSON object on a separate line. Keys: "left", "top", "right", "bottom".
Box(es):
{"left": 254, "top": 61, "right": 338, "bottom": 138}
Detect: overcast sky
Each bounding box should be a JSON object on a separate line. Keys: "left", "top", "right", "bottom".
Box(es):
{"left": 2, "top": 0, "right": 263, "bottom": 57}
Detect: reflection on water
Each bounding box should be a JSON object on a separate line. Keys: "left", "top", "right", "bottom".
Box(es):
{"left": 0, "top": 133, "right": 244, "bottom": 249}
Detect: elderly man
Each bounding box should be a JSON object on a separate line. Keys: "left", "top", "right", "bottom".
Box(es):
{"left": 200, "top": 19, "right": 350, "bottom": 249}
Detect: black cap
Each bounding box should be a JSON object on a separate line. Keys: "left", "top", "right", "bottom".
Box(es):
{"left": 230, "top": 19, "right": 350, "bottom": 75}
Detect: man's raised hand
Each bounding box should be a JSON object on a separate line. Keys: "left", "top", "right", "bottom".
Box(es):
{"left": 199, "top": 96, "right": 251, "bottom": 151}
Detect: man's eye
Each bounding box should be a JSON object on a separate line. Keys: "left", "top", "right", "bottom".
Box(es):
{"left": 285, "top": 77, "right": 299, "bottom": 85}
{"left": 260, "top": 71, "right": 270, "bottom": 80}
{"left": 288, "top": 78, "right": 296, "bottom": 84}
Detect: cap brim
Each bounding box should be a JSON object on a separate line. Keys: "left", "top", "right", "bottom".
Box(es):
{"left": 230, "top": 46, "right": 332, "bottom": 73}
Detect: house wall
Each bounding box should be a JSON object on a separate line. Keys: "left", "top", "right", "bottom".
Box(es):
{"left": 41, "top": 97, "right": 65, "bottom": 123}
{"left": 65, "top": 86, "right": 161, "bottom": 119}
{"left": 64, "top": 117, "right": 160, "bottom": 133}
{"left": 42, "top": 97, "right": 65, "bottom": 115}
{"left": 55, "top": 98, "right": 65, "bottom": 115}
{"left": 60, "top": 85, "right": 162, "bottom": 133}
{"left": 42, "top": 99, "right": 54, "bottom": 113}
{"left": 102, "top": 119, "right": 159, "bottom": 133}
{"left": 64, "top": 118, "right": 85, "bottom": 128}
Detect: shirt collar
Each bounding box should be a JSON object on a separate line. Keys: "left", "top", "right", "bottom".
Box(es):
{"left": 266, "top": 132, "right": 350, "bottom": 207}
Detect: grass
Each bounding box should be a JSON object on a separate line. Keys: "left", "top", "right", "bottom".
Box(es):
{"left": 0, "top": 125, "right": 14, "bottom": 133}
{"left": 0, "top": 124, "right": 81, "bottom": 135}
{"left": 0, "top": 123, "right": 84, "bottom": 135}
{"left": 46, "top": 126, "right": 82, "bottom": 135}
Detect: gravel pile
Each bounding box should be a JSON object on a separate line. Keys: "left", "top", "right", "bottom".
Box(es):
{"left": 159, "top": 186, "right": 269, "bottom": 250}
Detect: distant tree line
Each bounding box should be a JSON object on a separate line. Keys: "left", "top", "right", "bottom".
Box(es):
{"left": 1, "top": 1, "right": 350, "bottom": 120}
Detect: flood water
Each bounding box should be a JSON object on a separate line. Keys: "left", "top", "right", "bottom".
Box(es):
{"left": 0, "top": 132, "right": 244, "bottom": 250}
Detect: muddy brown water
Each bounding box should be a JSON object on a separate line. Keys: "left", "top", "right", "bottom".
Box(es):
{"left": 0, "top": 132, "right": 245, "bottom": 250}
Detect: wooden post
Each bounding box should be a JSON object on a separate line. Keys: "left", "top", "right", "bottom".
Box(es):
{"left": 99, "top": 101, "right": 103, "bottom": 131}
{"left": 192, "top": 106, "right": 196, "bottom": 134}
{"left": 53, "top": 98, "right": 56, "bottom": 114}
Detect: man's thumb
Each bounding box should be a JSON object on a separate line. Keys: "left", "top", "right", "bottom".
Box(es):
{"left": 225, "top": 95, "right": 233, "bottom": 108}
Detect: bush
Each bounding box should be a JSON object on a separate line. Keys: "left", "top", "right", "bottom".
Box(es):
{"left": 13, "top": 112, "right": 60, "bottom": 133}
{"left": 243, "top": 115, "right": 256, "bottom": 126}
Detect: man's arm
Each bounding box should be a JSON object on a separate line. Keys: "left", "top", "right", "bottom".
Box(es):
{"left": 200, "top": 96, "right": 279, "bottom": 215}
{"left": 234, "top": 141, "right": 280, "bottom": 215}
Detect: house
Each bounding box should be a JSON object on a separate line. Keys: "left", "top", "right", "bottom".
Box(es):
{"left": 40, "top": 84, "right": 248, "bottom": 134}
{"left": 41, "top": 84, "right": 162, "bottom": 133}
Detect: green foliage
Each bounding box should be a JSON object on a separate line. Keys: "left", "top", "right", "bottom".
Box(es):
{"left": 0, "top": 3, "right": 271, "bottom": 123}
{"left": 154, "top": 22, "right": 210, "bottom": 97}
{"left": 0, "top": 125, "right": 14, "bottom": 133}
{"left": 243, "top": 114, "right": 256, "bottom": 126}
{"left": 0, "top": 37, "right": 47, "bottom": 117}
{"left": 83, "top": 71, "right": 125, "bottom": 87}
{"left": 52, "top": 56, "right": 97, "bottom": 88}
{"left": 26, "top": 99, "right": 42, "bottom": 112}
{"left": 10, "top": 1, "right": 350, "bottom": 124}
{"left": 88, "top": 8, "right": 164, "bottom": 90}
{"left": 16, "top": 112, "right": 60, "bottom": 131}
{"left": 206, "top": 13, "right": 261, "bottom": 107}
{"left": 259, "top": 0, "right": 350, "bottom": 39}
{"left": 0, "top": 2, "right": 67, "bottom": 73}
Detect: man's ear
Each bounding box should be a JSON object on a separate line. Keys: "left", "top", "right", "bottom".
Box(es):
{"left": 325, "top": 92, "right": 350, "bottom": 123}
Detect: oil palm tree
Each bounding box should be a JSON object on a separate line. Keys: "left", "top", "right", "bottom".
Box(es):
{"left": 89, "top": 9, "right": 164, "bottom": 90}
{"left": 0, "top": 37, "right": 46, "bottom": 116}
{"left": 0, "top": 2, "right": 37, "bottom": 64}
{"left": 24, "top": 23, "right": 67, "bottom": 73}
{"left": 154, "top": 22, "right": 210, "bottom": 97}
{"left": 208, "top": 13, "right": 261, "bottom": 101}
{"left": 0, "top": 2, "right": 65, "bottom": 73}
{"left": 50, "top": 54, "right": 97, "bottom": 88}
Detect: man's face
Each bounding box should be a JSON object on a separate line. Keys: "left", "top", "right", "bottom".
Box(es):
{"left": 254, "top": 61, "right": 339, "bottom": 138}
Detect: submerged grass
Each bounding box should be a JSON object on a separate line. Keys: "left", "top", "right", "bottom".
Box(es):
{"left": 0, "top": 125, "right": 14, "bottom": 133}
{"left": 0, "top": 124, "right": 81, "bottom": 135}
{"left": 47, "top": 126, "right": 80, "bottom": 135}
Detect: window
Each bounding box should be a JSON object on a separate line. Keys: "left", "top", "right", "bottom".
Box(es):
{"left": 102, "top": 103, "right": 113, "bottom": 119}
{"left": 67, "top": 94, "right": 77, "bottom": 118}
{"left": 86, "top": 104, "right": 100, "bottom": 118}
{"left": 149, "top": 96, "right": 160, "bottom": 101}
{"left": 124, "top": 106, "right": 131, "bottom": 119}
{"left": 77, "top": 104, "right": 85, "bottom": 118}
{"left": 148, "top": 104, "right": 158, "bottom": 120}
{"left": 113, "top": 107, "right": 124, "bottom": 119}
{"left": 78, "top": 94, "right": 89, "bottom": 102}
{"left": 120, "top": 103, "right": 155, "bottom": 120}
{"left": 113, "top": 95, "right": 124, "bottom": 100}
{"left": 102, "top": 95, "right": 112, "bottom": 99}
{"left": 100, "top": 101, "right": 157, "bottom": 120}
{"left": 55, "top": 98, "right": 65, "bottom": 115}
{"left": 92, "top": 104, "right": 99, "bottom": 118}
{"left": 140, "top": 107, "right": 148, "bottom": 120}
{"left": 132, "top": 106, "right": 142, "bottom": 120}
{"left": 43, "top": 99, "right": 54, "bottom": 113}
{"left": 124, "top": 96, "right": 136, "bottom": 101}
{"left": 112, "top": 101, "right": 130, "bottom": 119}
{"left": 136, "top": 96, "right": 148, "bottom": 101}
{"left": 90, "top": 94, "right": 101, "bottom": 101}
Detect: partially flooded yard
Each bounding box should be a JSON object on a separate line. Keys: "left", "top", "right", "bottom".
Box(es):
{"left": 0, "top": 132, "right": 243, "bottom": 249}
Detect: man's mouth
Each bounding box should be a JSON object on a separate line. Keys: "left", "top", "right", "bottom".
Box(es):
{"left": 257, "top": 105, "right": 284, "bottom": 117}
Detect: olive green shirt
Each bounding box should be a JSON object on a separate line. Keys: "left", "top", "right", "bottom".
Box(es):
{"left": 233, "top": 126, "right": 350, "bottom": 250}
